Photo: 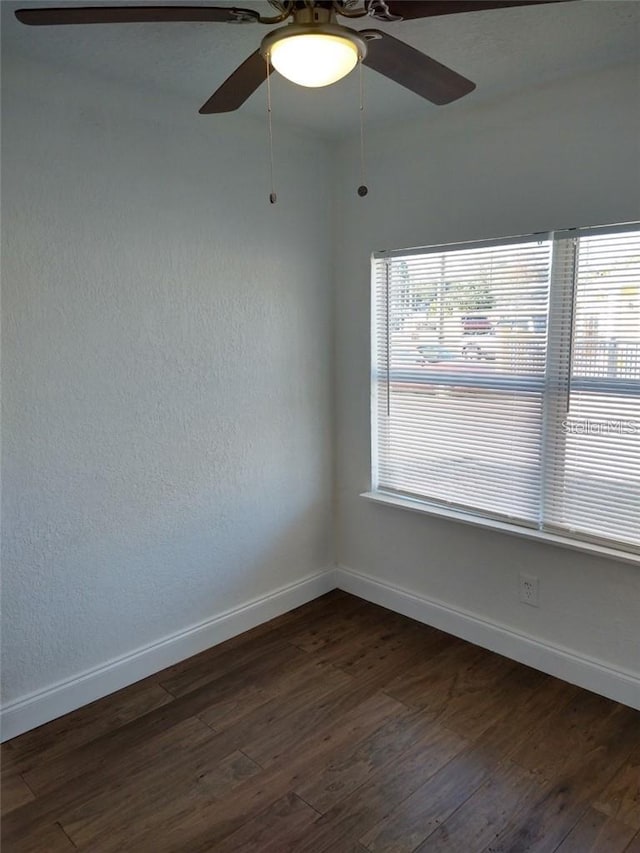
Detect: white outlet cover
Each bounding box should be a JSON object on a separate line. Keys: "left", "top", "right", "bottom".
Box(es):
{"left": 519, "top": 573, "right": 539, "bottom": 607}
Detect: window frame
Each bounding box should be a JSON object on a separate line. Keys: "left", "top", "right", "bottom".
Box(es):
{"left": 368, "top": 222, "right": 640, "bottom": 563}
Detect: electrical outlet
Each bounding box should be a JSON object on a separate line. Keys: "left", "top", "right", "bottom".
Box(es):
{"left": 519, "top": 573, "right": 539, "bottom": 607}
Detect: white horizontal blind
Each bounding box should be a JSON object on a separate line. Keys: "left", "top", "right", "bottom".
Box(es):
{"left": 544, "top": 227, "right": 640, "bottom": 551}
{"left": 372, "top": 223, "right": 640, "bottom": 555}
{"left": 373, "top": 236, "right": 552, "bottom": 525}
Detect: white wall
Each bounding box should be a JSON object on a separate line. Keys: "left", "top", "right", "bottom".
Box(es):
{"left": 334, "top": 64, "right": 640, "bottom": 680}
{"left": 1, "top": 54, "right": 333, "bottom": 710}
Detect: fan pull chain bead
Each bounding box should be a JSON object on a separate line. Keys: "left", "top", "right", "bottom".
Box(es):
{"left": 358, "top": 57, "right": 368, "bottom": 198}
{"left": 266, "top": 57, "right": 277, "bottom": 204}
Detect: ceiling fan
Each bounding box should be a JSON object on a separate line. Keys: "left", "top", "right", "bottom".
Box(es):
{"left": 16, "top": 1, "right": 572, "bottom": 115}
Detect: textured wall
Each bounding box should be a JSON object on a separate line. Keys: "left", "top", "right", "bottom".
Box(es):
{"left": 334, "top": 64, "right": 640, "bottom": 676}
{"left": 1, "top": 55, "right": 333, "bottom": 703}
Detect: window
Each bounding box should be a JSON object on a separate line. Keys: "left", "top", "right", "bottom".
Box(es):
{"left": 371, "top": 224, "right": 640, "bottom": 556}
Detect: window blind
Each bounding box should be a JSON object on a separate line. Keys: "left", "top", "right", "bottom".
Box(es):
{"left": 544, "top": 227, "right": 640, "bottom": 551}
{"left": 372, "top": 224, "right": 640, "bottom": 555}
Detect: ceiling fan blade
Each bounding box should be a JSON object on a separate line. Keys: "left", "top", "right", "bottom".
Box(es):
{"left": 199, "top": 50, "right": 270, "bottom": 114}
{"left": 361, "top": 30, "right": 475, "bottom": 105}
{"left": 14, "top": 6, "right": 259, "bottom": 26}
{"left": 378, "top": 1, "right": 572, "bottom": 21}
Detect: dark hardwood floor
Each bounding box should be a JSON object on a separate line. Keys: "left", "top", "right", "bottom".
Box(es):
{"left": 2, "top": 590, "right": 639, "bottom": 852}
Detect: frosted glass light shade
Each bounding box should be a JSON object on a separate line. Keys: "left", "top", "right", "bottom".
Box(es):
{"left": 269, "top": 33, "right": 359, "bottom": 88}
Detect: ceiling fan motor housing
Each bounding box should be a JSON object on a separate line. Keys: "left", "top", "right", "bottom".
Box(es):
{"left": 260, "top": 22, "right": 368, "bottom": 65}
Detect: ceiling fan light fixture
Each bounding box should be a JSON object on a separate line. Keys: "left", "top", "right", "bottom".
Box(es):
{"left": 261, "top": 25, "right": 367, "bottom": 88}
{"left": 271, "top": 34, "right": 357, "bottom": 87}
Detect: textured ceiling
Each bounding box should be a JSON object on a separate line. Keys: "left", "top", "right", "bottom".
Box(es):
{"left": 3, "top": 0, "right": 639, "bottom": 136}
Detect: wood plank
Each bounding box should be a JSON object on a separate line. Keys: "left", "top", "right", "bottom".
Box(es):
{"left": 197, "top": 749, "right": 261, "bottom": 798}
{"left": 211, "top": 792, "right": 320, "bottom": 853}
{"left": 625, "top": 830, "right": 640, "bottom": 852}
{"left": 288, "top": 601, "right": 443, "bottom": 659}
{"left": 357, "top": 743, "right": 493, "bottom": 852}
{"left": 158, "top": 595, "right": 379, "bottom": 703}
{"left": 450, "top": 671, "right": 579, "bottom": 769}
{"left": 288, "top": 613, "right": 379, "bottom": 654}
{"left": 197, "top": 657, "right": 352, "bottom": 733}
{"left": 84, "top": 691, "right": 408, "bottom": 853}
{"left": 383, "top": 637, "right": 486, "bottom": 709}
{"left": 293, "top": 723, "right": 470, "bottom": 853}
{"left": 412, "top": 760, "right": 545, "bottom": 852}
{"left": 326, "top": 621, "right": 443, "bottom": 680}
{"left": 1, "top": 773, "right": 35, "bottom": 815}
{"left": 193, "top": 682, "right": 273, "bottom": 730}
{"left": 509, "top": 688, "right": 623, "bottom": 779}
{"left": 21, "top": 640, "right": 309, "bottom": 795}
{"left": 241, "top": 678, "right": 407, "bottom": 769}
{"left": 62, "top": 743, "right": 261, "bottom": 848}
{"left": 240, "top": 631, "right": 439, "bottom": 770}
{"left": 159, "top": 633, "right": 296, "bottom": 697}
{"left": 199, "top": 657, "right": 353, "bottom": 739}
{"left": 7, "top": 679, "right": 173, "bottom": 774}
{"left": 2, "top": 821, "right": 75, "bottom": 853}
{"left": 2, "top": 715, "right": 216, "bottom": 848}
{"left": 407, "top": 648, "right": 545, "bottom": 742}
{"left": 383, "top": 638, "right": 544, "bottom": 742}
{"left": 295, "top": 708, "right": 455, "bottom": 814}
{"left": 1, "top": 744, "right": 25, "bottom": 778}
{"left": 202, "top": 589, "right": 356, "bottom": 650}
{"left": 386, "top": 641, "right": 548, "bottom": 744}
{"left": 354, "top": 679, "right": 569, "bottom": 853}
{"left": 554, "top": 807, "right": 637, "bottom": 853}
{"left": 281, "top": 660, "right": 577, "bottom": 853}
{"left": 439, "top": 663, "right": 550, "bottom": 742}
{"left": 147, "top": 589, "right": 360, "bottom": 693}
{"left": 593, "top": 746, "right": 640, "bottom": 829}
{"left": 479, "top": 704, "right": 640, "bottom": 853}
{"left": 5, "top": 659, "right": 350, "bottom": 846}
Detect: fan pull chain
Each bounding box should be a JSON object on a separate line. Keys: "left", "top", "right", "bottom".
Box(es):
{"left": 266, "top": 59, "right": 277, "bottom": 204}
{"left": 358, "top": 57, "right": 368, "bottom": 198}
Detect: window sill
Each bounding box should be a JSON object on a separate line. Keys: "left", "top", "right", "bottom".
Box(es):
{"left": 361, "top": 490, "right": 640, "bottom": 567}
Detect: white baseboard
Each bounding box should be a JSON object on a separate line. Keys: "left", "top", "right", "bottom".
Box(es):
{"left": 1, "top": 567, "right": 336, "bottom": 742}
{"left": 4, "top": 563, "right": 637, "bottom": 742}
{"left": 335, "top": 565, "right": 640, "bottom": 711}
